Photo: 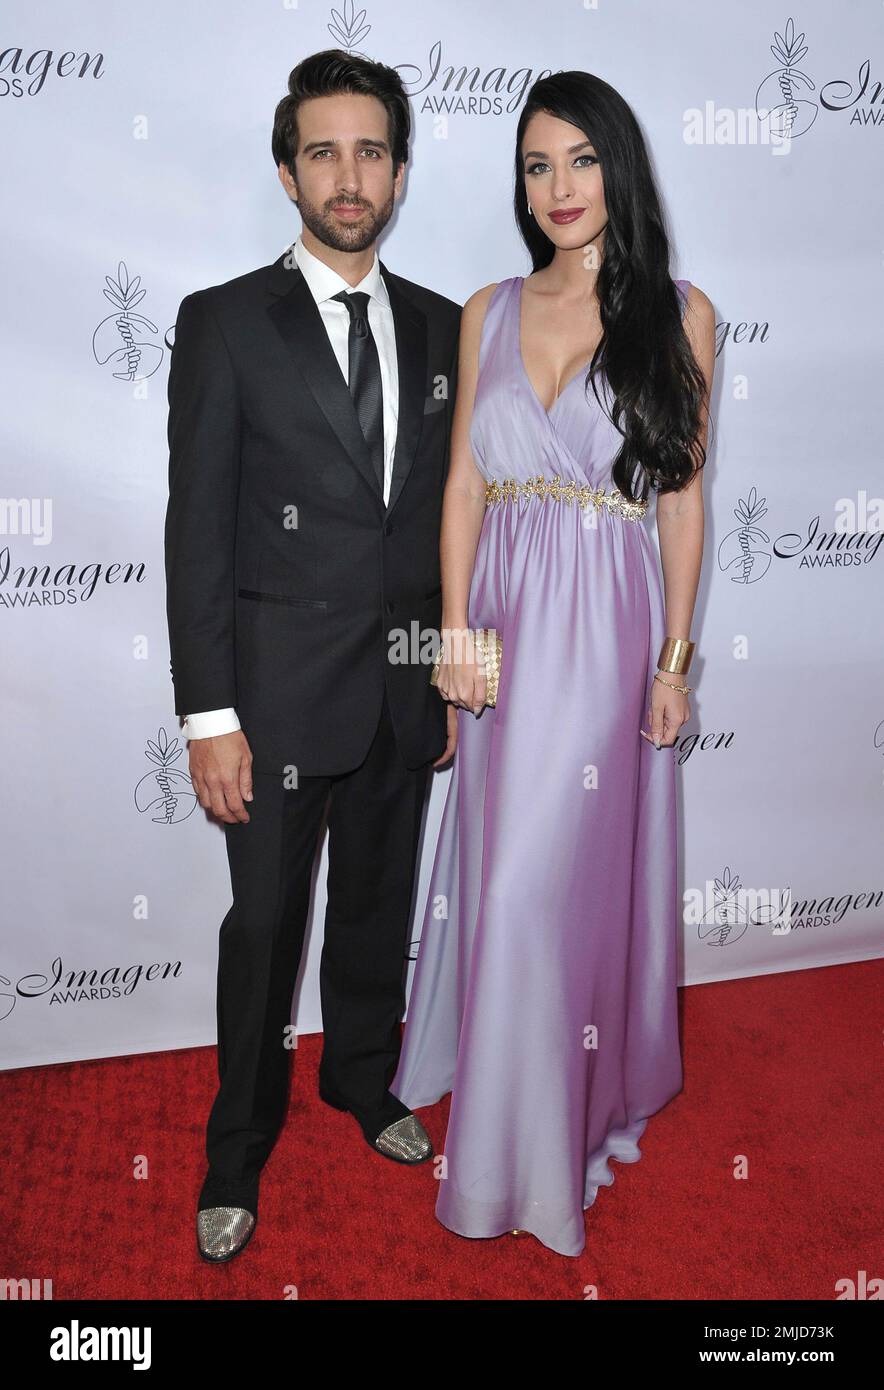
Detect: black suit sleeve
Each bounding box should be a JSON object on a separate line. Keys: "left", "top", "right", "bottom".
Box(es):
{"left": 164, "top": 291, "right": 241, "bottom": 716}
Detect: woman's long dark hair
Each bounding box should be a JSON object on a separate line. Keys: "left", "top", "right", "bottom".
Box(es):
{"left": 514, "top": 71, "right": 709, "bottom": 500}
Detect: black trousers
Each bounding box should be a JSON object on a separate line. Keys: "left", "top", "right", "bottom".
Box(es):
{"left": 200, "top": 686, "right": 430, "bottom": 1210}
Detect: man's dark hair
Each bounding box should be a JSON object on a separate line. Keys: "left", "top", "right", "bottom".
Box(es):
{"left": 271, "top": 48, "right": 411, "bottom": 176}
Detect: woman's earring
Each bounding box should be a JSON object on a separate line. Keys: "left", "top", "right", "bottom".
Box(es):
{"left": 527, "top": 203, "right": 534, "bottom": 217}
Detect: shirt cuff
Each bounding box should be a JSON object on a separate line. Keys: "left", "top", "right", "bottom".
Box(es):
{"left": 183, "top": 708, "right": 241, "bottom": 740}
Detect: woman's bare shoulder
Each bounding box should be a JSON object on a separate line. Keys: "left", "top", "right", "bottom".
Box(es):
{"left": 459, "top": 279, "right": 513, "bottom": 350}
{"left": 682, "top": 282, "right": 714, "bottom": 320}
{"left": 462, "top": 280, "right": 505, "bottom": 320}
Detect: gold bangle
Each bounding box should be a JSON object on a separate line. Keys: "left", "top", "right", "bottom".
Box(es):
{"left": 657, "top": 637, "right": 694, "bottom": 675}
{"left": 654, "top": 672, "right": 692, "bottom": 694}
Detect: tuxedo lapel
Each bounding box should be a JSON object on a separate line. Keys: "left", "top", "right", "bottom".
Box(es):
{"left": 265, "top": 251, "right": 383, "bottom": 508}
{"left": 379, "top": 260, "right": 428, "bottom": 519}
{"left": 264, "top": 248, "right": 428, "bottom": 518}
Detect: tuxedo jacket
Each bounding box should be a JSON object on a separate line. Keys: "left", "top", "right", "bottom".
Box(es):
{"left": 164, "top": 248, "right": 461, "bottom": 777}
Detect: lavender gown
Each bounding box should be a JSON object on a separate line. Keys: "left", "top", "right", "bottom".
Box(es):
{"left": 391, "top": 275, "right": 689, "bottom": 1257}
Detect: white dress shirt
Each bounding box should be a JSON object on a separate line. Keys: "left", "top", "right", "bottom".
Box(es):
{"left": 182, "top": 234, "right": 399, "bottom": 740}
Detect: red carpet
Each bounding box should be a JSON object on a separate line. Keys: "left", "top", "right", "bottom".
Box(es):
{"left": 3, "top": 959, "right": 881, "bottom": 1300}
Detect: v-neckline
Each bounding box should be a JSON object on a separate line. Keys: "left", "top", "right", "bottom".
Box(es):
{"left": 516, "top": 275, "right": 600, "bottom": 418}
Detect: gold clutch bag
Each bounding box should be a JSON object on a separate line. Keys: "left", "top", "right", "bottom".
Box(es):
{"left": 430, "top": 628, "right": 503, "bottom": 707}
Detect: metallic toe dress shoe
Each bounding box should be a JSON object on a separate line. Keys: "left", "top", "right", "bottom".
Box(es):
{"left": 197, "top": 1206, "right": 256, "bottom": 1262}
{"left": 373, "top": 1113, "right": 433, "bottom": 1163}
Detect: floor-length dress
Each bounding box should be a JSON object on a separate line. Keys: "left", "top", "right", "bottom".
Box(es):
{"left": 391, "top": 275, "right": 689, "bottom": 1257}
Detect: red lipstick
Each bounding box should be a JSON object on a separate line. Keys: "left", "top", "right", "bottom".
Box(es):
{"left": 548, "top": 208, "right": 586, "bottom": 224}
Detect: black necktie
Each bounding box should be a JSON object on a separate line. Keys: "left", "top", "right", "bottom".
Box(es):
{"left": 331, "top": 289, "right": 385, "bottom": 496}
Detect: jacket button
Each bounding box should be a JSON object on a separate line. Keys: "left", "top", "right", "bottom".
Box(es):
{"left": 383, "top": 521, "right": 393, "bottom": 536}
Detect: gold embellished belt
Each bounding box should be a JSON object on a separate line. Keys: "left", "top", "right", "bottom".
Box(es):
{"left": 485, "top": 475, "right": 648, "bottom": 522}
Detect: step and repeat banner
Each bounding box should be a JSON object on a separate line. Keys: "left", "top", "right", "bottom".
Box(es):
{"left": 2, "top": 1, "right": 882, "bottom": 1067}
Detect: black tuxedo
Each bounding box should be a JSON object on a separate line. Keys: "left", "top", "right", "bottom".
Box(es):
{"left": 164, "top": 245, "right": 460, "bottom": 1207}
{"left": 165, "top": 248, "right": 459, "bottom": 776}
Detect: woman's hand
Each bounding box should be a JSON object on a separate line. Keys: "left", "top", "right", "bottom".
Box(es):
{"left": 640, "top": 671, "right": 690, "bottom": 748}
{"left": 435, "top": 626, "right": 487, "bottom": 716}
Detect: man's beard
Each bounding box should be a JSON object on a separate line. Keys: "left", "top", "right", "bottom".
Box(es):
{"left": 296, "top": 187, "right": 395, "bottom": 253}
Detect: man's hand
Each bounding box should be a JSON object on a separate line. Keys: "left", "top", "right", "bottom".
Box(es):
{"left": 188, "top": 729, "right": 254, "bottom": 823}
{"left": 432, "top": 702, "right": 459, "bottom": 768}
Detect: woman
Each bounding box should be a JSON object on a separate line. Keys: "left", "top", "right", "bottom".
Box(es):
{"left": 391, "top": 71, "right": 715, "bottom": 1257}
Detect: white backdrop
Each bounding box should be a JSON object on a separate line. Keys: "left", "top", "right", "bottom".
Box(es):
{"left": 2, "top": 0, "right": 882, "bottom": 1068}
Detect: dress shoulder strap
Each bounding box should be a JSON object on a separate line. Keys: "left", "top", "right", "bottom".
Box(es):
{"left": 474, "top": 276, "right": 521, "bottom": 376}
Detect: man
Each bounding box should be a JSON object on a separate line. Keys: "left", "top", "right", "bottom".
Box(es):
{"left": 164, "top": 48, "right": 460, "bottom": 1263}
